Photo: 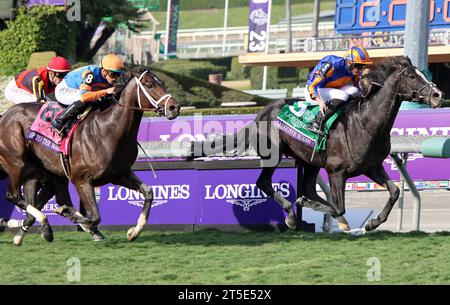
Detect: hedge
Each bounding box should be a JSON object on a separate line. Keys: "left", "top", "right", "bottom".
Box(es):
{"left": 0, "top": 6, "right": 76, "bottom": 76}
{"left": 250, "top": 66, "right": 309, "bottom": 93}
{"left": 152, "top": 59, "right": 229, "bottom": 81}
{"left": 148, "top": 66, "right": 271, "bottom": 108}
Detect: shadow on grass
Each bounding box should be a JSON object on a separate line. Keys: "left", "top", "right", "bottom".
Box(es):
{"left": 117, "top": 228, "right": 448, "bottom": 247}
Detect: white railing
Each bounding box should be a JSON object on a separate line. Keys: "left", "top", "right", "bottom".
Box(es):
{"left": 99, "top": 24, "right": 450, "bottom": 62}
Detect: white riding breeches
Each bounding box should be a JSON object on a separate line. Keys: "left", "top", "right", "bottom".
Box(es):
{"left": 4, "top": 79, "right": 36, "bottom": 104}
{"left": 304, "top": 85, "right": 359, "bottom": 103}
{"left": 55, "top": 80, "right": 80, "bottom": 105}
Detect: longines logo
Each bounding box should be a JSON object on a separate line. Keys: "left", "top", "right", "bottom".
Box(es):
{"left": 107, "top": 184, "right": 190, "bottom": 208}
{"left": 15, "top": 202, "right": 60, "bottom": 216}
{"left": 204, "top": 183, "right": 291, "bottom": 211}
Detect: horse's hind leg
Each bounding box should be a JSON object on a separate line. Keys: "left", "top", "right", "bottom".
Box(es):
{"left": 296, "top": 163, "right": 339, "bottom": 218}
{"left": 326, "top": 170, "right": 354, "bottom": 231}
{"left": 256, "top": 166, "right": 297, "bottom": 229}
{"left": 363, "top": 164, "right": 400, "bottom": 231}
{"left": 72, "top": 180, "right": 104, "bottom": 241}
{"left": 113, "top": 171, "right": 153, "bottom": 241}
{"left": 14, "top": 177, "right": 55, "bottom": 246}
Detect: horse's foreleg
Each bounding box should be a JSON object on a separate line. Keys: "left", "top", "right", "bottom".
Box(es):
{"left": 364, "top": 165, "right": 400, "bottom": 231}
{"left": 256, "top": 166, "right": 297, "bottom": 229}
{"left": 328, "top": 171, "right": 350, "bottom": 231}
{"left": 113, "top": 171, "right": 152, "bottom": 241}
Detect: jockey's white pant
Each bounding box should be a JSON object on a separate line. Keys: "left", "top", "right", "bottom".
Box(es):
{"left": 55, "top": 80, "right": 80, "bottom": 106}
{"left": 304, "top": 85, "right": 359, "bottom": 104}
{"left": 4, "top": 79, "right": 36, "bottom": 104}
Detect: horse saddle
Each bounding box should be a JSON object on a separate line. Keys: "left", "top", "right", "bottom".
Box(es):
{"left": 26, "top": 102, "right": 91, "bottom": 156}
{"left": 275, "top": 100, "right": 343, "bottom": 152}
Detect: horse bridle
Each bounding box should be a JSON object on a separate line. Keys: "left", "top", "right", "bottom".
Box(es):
{"left": 394, "top": 66, "right": 438, "bottom": 102}
{"left": 135, "top": 70, "right": 172, "bottom": 115}
{"left": 114, "top": 70, "right": 172, "bottom": 115}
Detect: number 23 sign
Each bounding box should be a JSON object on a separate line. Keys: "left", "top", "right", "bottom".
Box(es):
{"left": 336, "top": 0, "right": 450, "bottom": 34}
{"left": 248, "top": 0, "right": 270, "bottom": 53}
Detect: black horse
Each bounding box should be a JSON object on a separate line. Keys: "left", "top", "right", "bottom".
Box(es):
{"left": 0, "top": 67, "right": 180, "bottom": 244}
{"left": 209, "top": 56, "right": 443, "bottom": 232}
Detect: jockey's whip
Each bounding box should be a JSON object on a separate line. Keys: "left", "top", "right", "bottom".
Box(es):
{"left": 137, "top": 142, "right": 157, "bottom": 179}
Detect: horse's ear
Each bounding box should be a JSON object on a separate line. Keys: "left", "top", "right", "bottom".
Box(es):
{"left": 405, "top": 56, "right": 412, "bottom": 65}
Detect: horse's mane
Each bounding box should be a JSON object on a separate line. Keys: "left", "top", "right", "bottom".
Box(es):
{"left": 363, "top": 56, "right": 411, "bottom": 85}
{"left": 113, "top": 65, "right": 163, "bottom": 101}
{"left": 344, "top": 56, "right": 411, "bottom": 112}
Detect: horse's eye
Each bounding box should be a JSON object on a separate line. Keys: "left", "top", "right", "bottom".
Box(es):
{"left": 409, "top": 74, "right": 416, "bottom": 79}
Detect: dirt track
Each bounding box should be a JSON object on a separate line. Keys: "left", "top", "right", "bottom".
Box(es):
{"left": 344, "top": 189, "right": 450, "bottom": 232}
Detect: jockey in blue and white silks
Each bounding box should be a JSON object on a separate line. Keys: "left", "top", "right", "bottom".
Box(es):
{"left": 305, "top": 45, "right": 373, "bottom": 134}
{"left": 51, "top": 54, "right": 125, "bottom": 135}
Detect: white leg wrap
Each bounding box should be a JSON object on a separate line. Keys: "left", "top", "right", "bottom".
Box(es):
{"left": 26, "top": 205, "right": 47, "bottom": 224}
{"left": 7, "top": 219, "right": 23, "bottom": 228}
{"left": 75, "top": 211, "right": 91, "bottom": 232}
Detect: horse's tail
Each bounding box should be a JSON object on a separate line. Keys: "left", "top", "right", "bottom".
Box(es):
{"left": 192, "top": 122, "right": 255, "bottom": 158}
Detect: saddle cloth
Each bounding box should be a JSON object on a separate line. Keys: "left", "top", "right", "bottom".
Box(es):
{"left": 275, "top": 100, "right": 343, "bottom": 152}
{"left": 26, "top": 102, "right": 83, "bottom": 156}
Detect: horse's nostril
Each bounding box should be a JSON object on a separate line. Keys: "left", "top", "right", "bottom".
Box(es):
{"left": 433, "top": 92, "right": 441, "bottom": 98}
{"left": 169, "top": 105, "right": 176, "bottom": 111}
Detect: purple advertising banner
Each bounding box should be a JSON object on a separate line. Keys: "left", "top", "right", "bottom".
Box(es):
{"left": 139, "top": 109, "right": 450, "bottom": 182}
{"left": 1, "top": 109, "right": 450, "bottom": 228}
{"left": 247, "top": 0, "right": 270, "bottom": 53}
{"left": 27, "top": 0, "right": 65, "bottom": 6}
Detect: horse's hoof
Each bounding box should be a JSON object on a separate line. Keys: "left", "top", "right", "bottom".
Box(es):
{"left": 41, "top": 232, "right": 54, "bottom": 243}
{"left": 337, "top": 221, "right": 350, "bottom": 232}
{"left": 285, "top": 217, "right": 297, "bottom": 230}
{"left": 13, "top": 235, "right": 23, "bottom": 247}
{"left": 53, "top": 205, "right": 66, "bottom": 216}
{"left": 91, "top": 230, "right": 106, "bottom": 242}
{"left": 127, "top": 227, "right": 137, "bottom": 241}
{"left": 365, "top": 219, "right": 377, "bottom": 231}
{"left": 91, "top": 234, "right": 106, "bottom": 242}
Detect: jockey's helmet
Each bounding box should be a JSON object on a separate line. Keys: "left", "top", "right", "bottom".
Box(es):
{"left": 100, "top": 54, "right": 126, "bottom": 74}
{"left": 47, "top": 56, "right": 71, "bottom": 74}
{"left": 344, "top": 45, "right": 373, "bottom": 66}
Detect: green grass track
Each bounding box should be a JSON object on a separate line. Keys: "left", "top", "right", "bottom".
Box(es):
{"left": 1, "top": 230, "right": 450, "bottom": 284}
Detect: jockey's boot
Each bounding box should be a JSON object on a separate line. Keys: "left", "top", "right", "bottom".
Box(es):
{"left": 51, "top": 101, "right": 88, "bottom": 135}
{"left": 308, "top": 99, "right": 346, "bottom": 136}
{"left": 308, "top": 112, "right": 325, "bottom": 136}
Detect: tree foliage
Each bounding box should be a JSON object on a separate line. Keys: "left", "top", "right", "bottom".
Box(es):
{"left": 76, "top": 0, "right": 143, "bottom": 61}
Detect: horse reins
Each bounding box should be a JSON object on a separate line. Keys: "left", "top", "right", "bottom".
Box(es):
{"left": 393, "top": 66, "right": 438, "bottom": 102}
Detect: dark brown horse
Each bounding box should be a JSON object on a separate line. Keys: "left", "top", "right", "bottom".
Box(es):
{"left": 209, "top": 56, "right": 443, "bottom": 233}
{"left": 0, "top": 67, "right": 180, "bottom": 243}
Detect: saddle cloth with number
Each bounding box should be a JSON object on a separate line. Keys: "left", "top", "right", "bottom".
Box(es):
{"left": 26, "top": 102, "right": 82, "bottom": 155}
{"left": 274, "top": 100, "right": 343, "bottom": 152}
